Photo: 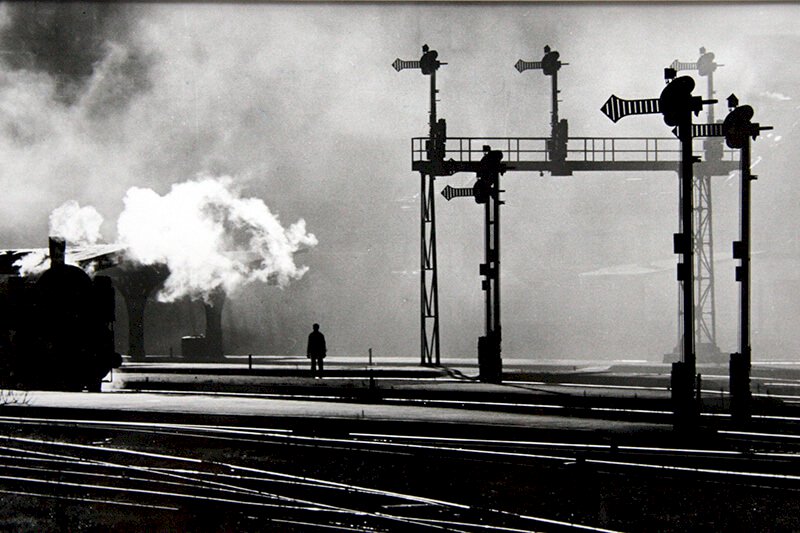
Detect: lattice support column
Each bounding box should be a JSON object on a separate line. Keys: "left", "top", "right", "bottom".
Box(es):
{"left": 693, "top": 172, "right": 720, "bottom": 359}
{"left": 420, "top": 172, "right": 440, "bottom": 366}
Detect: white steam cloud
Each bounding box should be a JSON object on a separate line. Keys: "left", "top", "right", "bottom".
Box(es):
{"left": 13, "top": 250, "right": 48, "bottom": 277}
{"left": 117, "top": 176, "right": 317, "bottom": 303}
{"left": 13, "top": 200, "right": 105, "bottom": 277}
{"left": 49, "top": 200, "right": 104, "bottom": 245}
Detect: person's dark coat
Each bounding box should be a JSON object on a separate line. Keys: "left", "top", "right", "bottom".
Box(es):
{"left": 307, "top": 331, "right": 326, "bottom": 359}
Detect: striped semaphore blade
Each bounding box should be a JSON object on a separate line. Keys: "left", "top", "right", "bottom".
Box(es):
{"left": 601, "top": 95, "right": 661, "bottom": 123}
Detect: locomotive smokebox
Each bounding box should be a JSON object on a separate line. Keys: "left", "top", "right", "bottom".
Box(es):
{"left": 49, "top": 237, "right": 66, "bottom": 267}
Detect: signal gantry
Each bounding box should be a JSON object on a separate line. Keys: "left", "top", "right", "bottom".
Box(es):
{"left": 394, "top": 44, "right": 766, "bottom": 418}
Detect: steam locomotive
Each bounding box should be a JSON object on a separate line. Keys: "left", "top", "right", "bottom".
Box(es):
{"left": 0, "top": 239, "right": 122, "bottom": 391}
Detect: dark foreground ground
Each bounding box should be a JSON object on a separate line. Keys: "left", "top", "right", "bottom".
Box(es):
{"left": 1, "top": 357, "right": 800, "bottom": 532}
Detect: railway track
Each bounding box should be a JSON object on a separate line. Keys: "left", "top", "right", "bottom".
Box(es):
{"left": 10, "top": 364, "right": 800, "bottom": 530}
{"left": 2, "top": 395, "right": 800, "bottom": 531}
{"left": 116, "top": 367, "right": 800, "bottom": 404}
{"left": 0, "top": 416, "right": 629, "bottom": 532}
{"left": 107, "top": 383, "right": 800, "bottom": 433}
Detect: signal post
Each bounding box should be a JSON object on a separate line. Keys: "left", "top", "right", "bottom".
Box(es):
{"left": 393, "top": 45, "right": 449, "bottom": 366}
{"left": 603, "top": 72, "right": 718, "bottom": 423}
{"left": 723, "top": 94, "right": 771, "bottom": 421}
{"left": 442, "top": 149, "right": 507, "bottom": 383}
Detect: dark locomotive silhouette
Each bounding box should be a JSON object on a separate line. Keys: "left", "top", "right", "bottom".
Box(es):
{"left": 0, "top": 238, "right": 121, "bottom": 391}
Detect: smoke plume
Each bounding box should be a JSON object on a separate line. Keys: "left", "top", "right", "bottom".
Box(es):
{"left": 12, "top": 200, "right": 104, "bottom": 277}
{"left": 49, "top": 200, "right": 104, "bottom": 245}
{"left": 117, "top": 176, "right": 317, "bottom": 303}
{"left": 13, "top": 251, "right": 48, "bottom": 278}
{"left": 0, "top": 3, "right": 150, "bottom": 107}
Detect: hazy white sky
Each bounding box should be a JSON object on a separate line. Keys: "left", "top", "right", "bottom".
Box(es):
{"left": 0, "top": 3, "right": 797, "bottom": 359}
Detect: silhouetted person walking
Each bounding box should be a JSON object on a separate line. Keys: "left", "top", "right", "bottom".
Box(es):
{"left": 307, "top": 323, "right": 327, "bottom": 377}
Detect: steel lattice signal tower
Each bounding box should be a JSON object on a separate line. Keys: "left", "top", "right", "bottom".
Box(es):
{"left": 393, "top": 46, "right": 448, "bottom": 366}
{"left": 670, "top": 47, "right": 728, "bottom": 363}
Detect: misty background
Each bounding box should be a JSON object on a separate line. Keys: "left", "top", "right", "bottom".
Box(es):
{"left": 0, "top": 3, "right": 797, "bottom": 361}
